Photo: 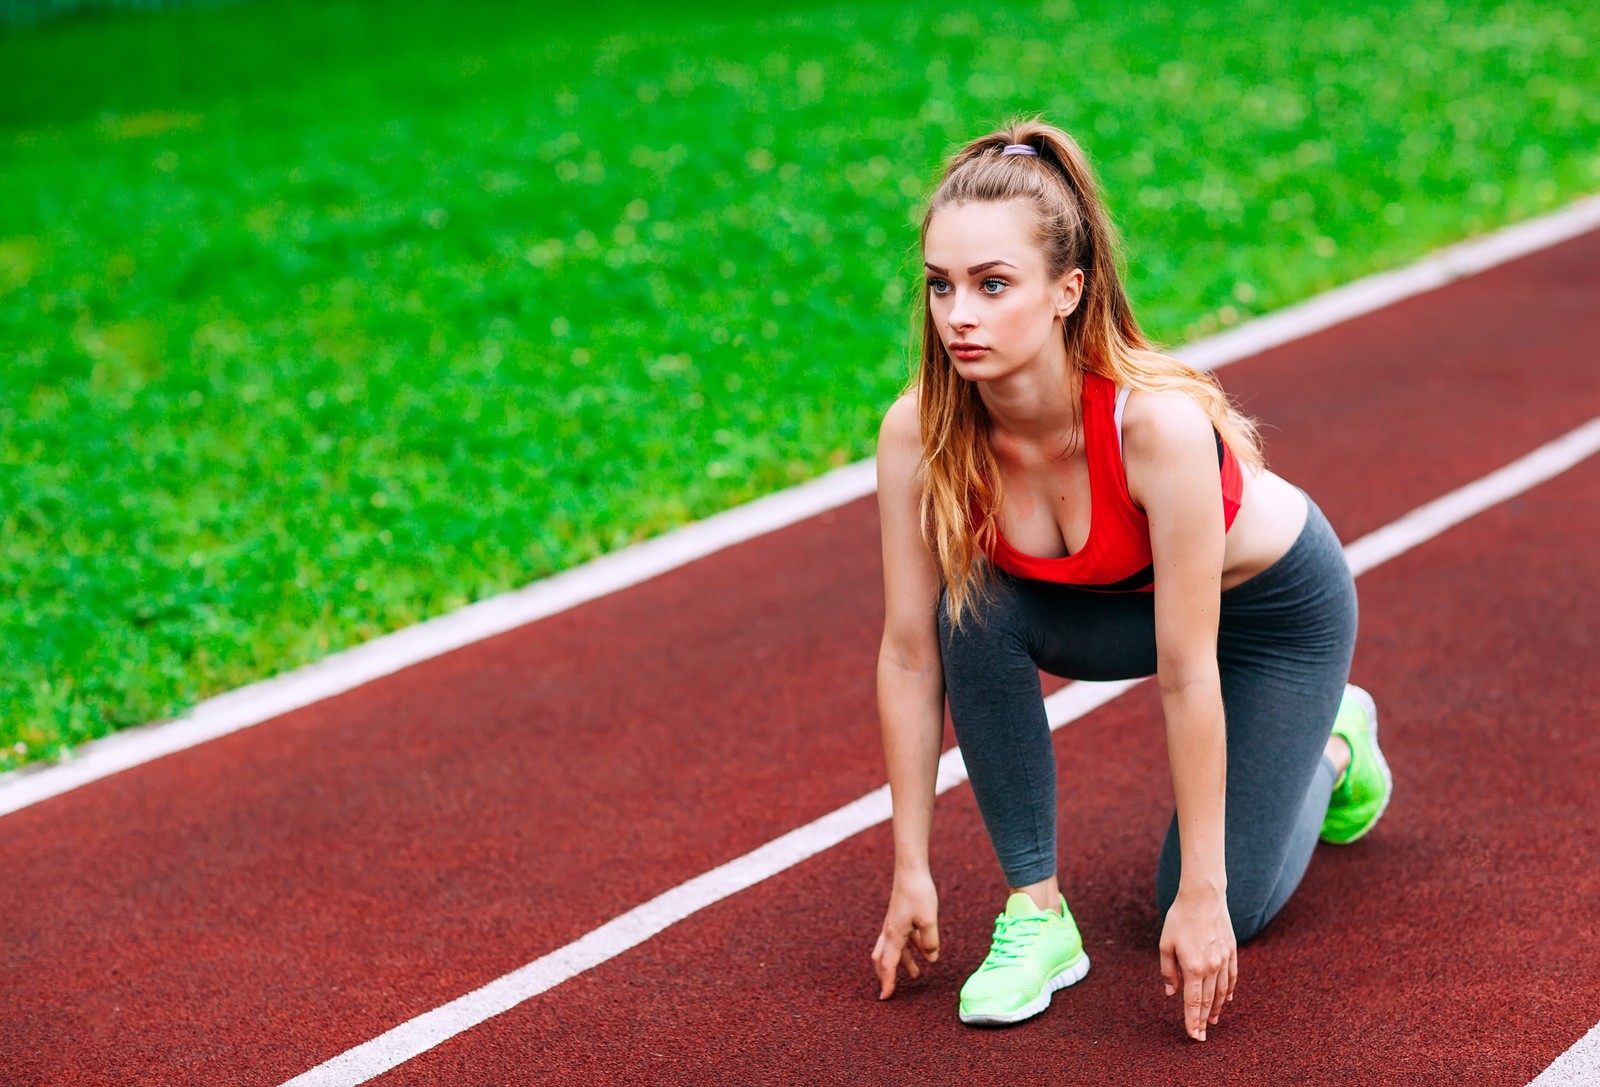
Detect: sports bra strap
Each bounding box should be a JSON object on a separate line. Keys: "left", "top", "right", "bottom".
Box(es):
{"left": 1112, "top": 384, "right": 1224, "bottom": 467}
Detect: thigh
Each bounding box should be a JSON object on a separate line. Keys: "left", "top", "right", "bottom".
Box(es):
{"left": 1014, "top": 577, "right": 1159, "bottom": 682}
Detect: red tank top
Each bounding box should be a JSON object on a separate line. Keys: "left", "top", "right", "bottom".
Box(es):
{"left": 978, "top": 372, "right": 1244, "bottom": 593}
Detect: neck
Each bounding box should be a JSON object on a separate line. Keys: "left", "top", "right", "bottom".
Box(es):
{"left": 976, "top": 339, "right": 1081, "bottom": 451}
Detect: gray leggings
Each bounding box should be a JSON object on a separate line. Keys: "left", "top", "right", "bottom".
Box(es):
{"left": 938, "top": 497, "right": 1357, "bottom": 941}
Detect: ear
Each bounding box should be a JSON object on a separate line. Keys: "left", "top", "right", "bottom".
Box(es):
{"left": 1054, "top": 268, "right": 1085, "bottom": 319}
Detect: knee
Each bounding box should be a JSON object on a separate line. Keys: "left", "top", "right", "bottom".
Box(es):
{"left": 1153, "top": 873, "right": 1274, "bottom": 943}
{"left": 1224, "top": 882, "right": 1279, "bottom": 942}
{"left": 1230, "top": 900, "right": 1272, "bottom": 943}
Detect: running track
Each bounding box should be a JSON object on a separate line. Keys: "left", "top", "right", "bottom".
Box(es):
{"left": 4, "top": 224, "right": 1600, "bottom": 1086}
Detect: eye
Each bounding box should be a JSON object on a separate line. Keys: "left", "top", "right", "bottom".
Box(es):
{"left": 928, "top": 278, "right": 951, "bottom": 295}
{"left": 981, "top": 277, "right": 1009, "bottom": 294}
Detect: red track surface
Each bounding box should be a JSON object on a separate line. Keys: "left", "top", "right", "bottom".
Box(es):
{"left": 4, "top": 231, "right": 1599, "bottom": 1086}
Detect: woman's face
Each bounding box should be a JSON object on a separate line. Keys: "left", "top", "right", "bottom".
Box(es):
{"left": 923, "top": 199, "right": 1082, "bottom": 381}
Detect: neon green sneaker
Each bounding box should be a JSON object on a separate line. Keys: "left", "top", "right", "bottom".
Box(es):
{"left": 1320, "top": 684, "right": 1394, "bottom": 844}
{"left": 958, "top": 892, "right": 1090, "bottom": 1026}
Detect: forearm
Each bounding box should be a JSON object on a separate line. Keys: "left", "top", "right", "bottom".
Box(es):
{"left": 1160, "top": 671, "right": 1228, "bottom": 893}
{"left": 877, "top": 649, "right": 946, "bottom": 875}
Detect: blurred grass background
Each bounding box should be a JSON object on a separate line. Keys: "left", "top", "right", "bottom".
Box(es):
{"left": 2, "top": 0, "right": 1597, "bottom": 769}
{"left": 0, "top": 0, "right": 237, "bottom": 27}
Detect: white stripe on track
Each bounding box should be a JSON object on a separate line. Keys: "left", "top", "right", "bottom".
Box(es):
{"left": 281, "top": 416, "right": 1600, "bottom": 1087}
{"left": 1343, "top": 417, "right": 1600, "bottom": 577}
{"left": 1175, "top": 192, "right": 1600, "bottom": 373}
{"left": 0, "top": 457, "right": 873, "bottom": 819}
{"left": 3, "top": 194, "right": 1598, "bottom": 820}
{"left": 1530, "top": 1020, "right": 1600, "bottom": 1087}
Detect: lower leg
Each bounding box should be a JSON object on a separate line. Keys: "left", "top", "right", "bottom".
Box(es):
{"left": 939, "top": 586, "right": 1064, "bottom": 902}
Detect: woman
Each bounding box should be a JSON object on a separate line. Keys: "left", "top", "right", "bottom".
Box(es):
{"left": 868, "top": 119, "right": 1393, "bottom": 1042}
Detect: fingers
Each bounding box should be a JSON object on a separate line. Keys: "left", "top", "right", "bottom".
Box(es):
{"left": 1199, "top": 970, "right": 1218, "bottom": 1038}
{"left": 874, "top": 922, "right": 938, "bottom": 1000}
{"left": 1211, "top": 951, "right": 1236, "bottom": 1024}
{"left": 1184, "top": 973, "right": 1207, "bottom": 1041}
{"left": 872, "top": 930, "right": 902, "bottom": 1000}
{"left": 1177, "top": 953, "right": 1238, "bottom": 1038}
{"left": 1159, "top": 941, "right": 1179, "bottom": 998}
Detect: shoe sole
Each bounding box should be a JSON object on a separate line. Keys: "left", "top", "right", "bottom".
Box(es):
{"left": 1325, "top": 683, "right": 1393, "bottom": 844}
{"left": 958, "top": 950, "right": 1091, "bottom": 1027}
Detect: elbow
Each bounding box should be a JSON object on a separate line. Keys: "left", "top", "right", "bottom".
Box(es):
{"left": 881, "top": 646, "right": 942, "bottom": 679}
{"left": 879, "top": 635, "right": 941, "bottom": 679}
{"left": 1155, "top": 657, "right": 1220, "bottom": 698}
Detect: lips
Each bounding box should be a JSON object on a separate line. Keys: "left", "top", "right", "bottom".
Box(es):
{"left": 949, "top": 342, "right": 988, "bottom": 359}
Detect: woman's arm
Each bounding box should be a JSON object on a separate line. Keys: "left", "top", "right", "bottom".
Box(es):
{"left": 869, "top": 393, "right": 949, "bottom": 1000}
{"left": 1123, "top": 389, "right": 1238, "bottom": 1041}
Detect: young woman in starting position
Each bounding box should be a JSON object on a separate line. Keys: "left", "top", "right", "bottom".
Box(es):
{"left": 868, "top": 119, "right": 1393, "bottom": 1041}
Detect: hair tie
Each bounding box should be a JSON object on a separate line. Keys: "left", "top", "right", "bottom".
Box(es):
{"left": 1000, "top": 144, "right": 1038, "bottom": 156}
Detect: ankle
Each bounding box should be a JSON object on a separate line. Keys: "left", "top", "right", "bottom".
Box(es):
{"left": 1009, "top": 877, "right": 1060, "bottom": 913}
{"left": 1326, "top": 734, "right": 1352, "bottom": 782}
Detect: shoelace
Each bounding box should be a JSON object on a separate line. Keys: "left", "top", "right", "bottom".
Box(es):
{"left": 977, "top": 914, "right": 1045, "bottom": 970}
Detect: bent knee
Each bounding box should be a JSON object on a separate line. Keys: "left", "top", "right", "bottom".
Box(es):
{"left": 1230, "top": 901, "right": 1274, "bottom": 943}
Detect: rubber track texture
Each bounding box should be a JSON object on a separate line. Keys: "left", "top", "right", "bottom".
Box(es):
{"left": 379, "top": 455, "right": 1600, "bottom": 1087}
{"left": 1, "top": 231, "right": 1597, "bottom": 1086}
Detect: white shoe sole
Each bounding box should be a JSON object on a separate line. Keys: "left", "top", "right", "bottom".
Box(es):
{"left": 958, "top": 950, "right": 1091, "bottom": 1027}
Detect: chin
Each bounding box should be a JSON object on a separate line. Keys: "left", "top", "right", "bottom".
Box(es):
{"left": 949, "top": 354, "right": 1010, "bottom": 382}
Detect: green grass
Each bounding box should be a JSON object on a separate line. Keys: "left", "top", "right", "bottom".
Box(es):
{"left": 2, "top": 0, "right": 1597, "bottom": 770}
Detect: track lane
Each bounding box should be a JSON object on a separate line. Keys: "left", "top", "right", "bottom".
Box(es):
{"left": 377, "top": 454, "right": 1600, "bottom": 1087}
{"left": 1, "top": 230, "right": 1597, "bottom": 1085}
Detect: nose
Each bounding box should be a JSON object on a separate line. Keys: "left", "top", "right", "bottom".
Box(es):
{"left": 946, "top": 290, "right": 977, "bottom": 333}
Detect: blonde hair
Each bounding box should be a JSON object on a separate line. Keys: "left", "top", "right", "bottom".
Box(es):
{"left": 914, "top": 118, "right": 1264, "bottom": 631}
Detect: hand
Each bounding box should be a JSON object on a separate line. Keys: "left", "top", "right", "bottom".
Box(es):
{"left": 870, "top": 870, "right": 940, "bottom": 999}
{"left": 1158, "top": 884, "right": 1238, "bottom": 1041}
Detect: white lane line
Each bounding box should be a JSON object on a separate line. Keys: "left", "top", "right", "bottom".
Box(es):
{"left": 1343, "top": 416, "right": 1600, "bottom": 577}
{"left": 280, "top": 676, "right": 1141, "bottom": 1087}
{"left": 1177, "top": 192, "right": 1600, "bottom": 373}
{"left": 280, "top": 416, "right": 1600, "bottom": 1087}
{"left": 3, "top": 195, "right": 1598, "bottom": 819}
{"left": 1530, "top": 1020, "right": 1600, "bottom": 1086}
{"left": 0, "top": 459, "right": 873, "bottom": 820}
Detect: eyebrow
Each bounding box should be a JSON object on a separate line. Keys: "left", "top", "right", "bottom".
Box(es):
{"left": 923, "top": 260, "right": 1017, "bottom": 276}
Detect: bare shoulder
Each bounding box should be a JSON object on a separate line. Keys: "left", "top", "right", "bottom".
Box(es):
{"left": 876, "top": 391, "right": 924, "bottom": 482}
{"left": 1120, "top": 387, "right": 1214, "bottom": 463}
{"left": 878, "top": 390, "right": 921, "bottom": 448}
